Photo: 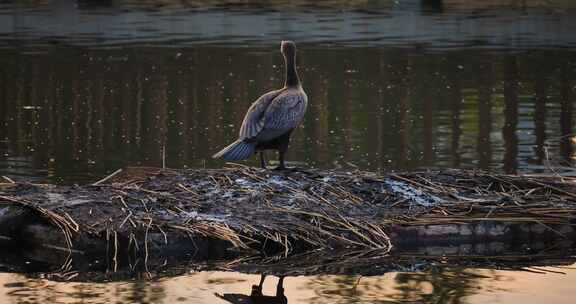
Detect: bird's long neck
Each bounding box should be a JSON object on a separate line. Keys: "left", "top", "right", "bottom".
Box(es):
{"left": 284, "top": 53, "right": 300, "bottom": 88}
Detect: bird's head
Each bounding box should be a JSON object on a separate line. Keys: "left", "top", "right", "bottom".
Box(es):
{"left": 281, "top": 40, "right": 297, "bottom": 57}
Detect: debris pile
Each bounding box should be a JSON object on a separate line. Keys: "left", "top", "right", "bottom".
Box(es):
{"left": 1, "top": 166, "right": 576, "bottom": 258}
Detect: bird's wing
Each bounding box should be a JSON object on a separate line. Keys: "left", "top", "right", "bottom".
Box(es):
{"left": 238, "top": 89, "right": 284, "bottom": 140}
{"left": 262, "top": 90, "right": 308, "bottom": 133}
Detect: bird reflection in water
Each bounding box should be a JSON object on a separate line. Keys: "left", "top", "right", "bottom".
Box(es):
{"left": 215, "top": 274, "right": 287, "bottom": 304}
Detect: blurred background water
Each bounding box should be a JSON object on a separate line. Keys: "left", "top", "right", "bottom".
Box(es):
{"left": 1, "top": 0, "right": 576, "bottom": 183}
{"left": 1, "top": 1, "right": 576, "bottom": 303}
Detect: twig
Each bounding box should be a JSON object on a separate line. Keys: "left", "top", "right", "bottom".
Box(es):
{"left": 1, "top": 176, "right": 15, "bottom": 184}
{"left": 92, "top": 169, "right": 123, "bottom": 186}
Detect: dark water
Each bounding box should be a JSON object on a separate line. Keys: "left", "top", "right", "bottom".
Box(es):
{"left": 2, "top": 0, "right": 576, "bottom": 303}
{"left": 1, "top": 1, "right": 576, "bottom": 184}
{"left": 3, "top": 37, "right": 576, "bottom": 183}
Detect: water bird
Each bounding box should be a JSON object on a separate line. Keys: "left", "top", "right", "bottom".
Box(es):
{"left": 215, "top": 274, "right": 287, "bottom": 304}
{"left": 212, "top": 41, "right": 308, "bottom": 170}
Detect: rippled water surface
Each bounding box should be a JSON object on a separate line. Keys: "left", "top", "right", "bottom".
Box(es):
{"left": 1, "top": 0, "right": 576, "bottom": 183}
{"left": 1, "top": 0, "right": 576, "bottom": 303}
{"left": 1, "top": 267, "right": 576, "bottom": 304}
{"left": 3, "top": 40, "right": 576, "bottom": 182}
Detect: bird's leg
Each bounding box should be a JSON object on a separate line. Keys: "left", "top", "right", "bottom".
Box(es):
{"left": 274, "top": 133, "right": 291, "bottom": 170}
{"left": 276, "top": 276, "right": 285, "bottom": 297}
{"left": 275, "top": 151, "right": 287, "bottom": 170}
{"left": 251, "top": 274, "right": 266, "bottom": 296}
{"left": 259, "top": 151, "right": 267, "bottom": 169}
{"left": 259, "top": 274, "right": 266, "bottom": 289}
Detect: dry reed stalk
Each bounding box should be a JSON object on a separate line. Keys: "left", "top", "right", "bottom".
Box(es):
{"left": 4, "top": 167, "right": 576, "bottom": 259}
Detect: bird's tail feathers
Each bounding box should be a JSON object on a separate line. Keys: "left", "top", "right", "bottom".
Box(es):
{"left": 212, "top": 140, "right": 255, "bottom": 161}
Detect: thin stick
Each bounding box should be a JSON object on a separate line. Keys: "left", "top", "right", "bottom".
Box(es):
{"left": 92, "top": 169, "right": 123, "bottom": 186}
{"left": 113, "top": 230, "right": 119, "bottom": 272}
{"left": 162, "top": 145, "right": 166, "bottom": 169}
{"left": 145, "top": 218, "right": 152, "bottom": 273}
{"left": 1, "top": 176, "right": 15, "bottom": 184}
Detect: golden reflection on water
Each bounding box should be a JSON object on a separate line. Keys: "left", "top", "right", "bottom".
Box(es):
{"left": 1, "top": 266, "right": 576, "bottom": 304}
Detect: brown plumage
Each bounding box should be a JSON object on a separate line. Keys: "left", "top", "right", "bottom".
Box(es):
{"left": 212, "top": 41, "right": 308, "bottom": 169}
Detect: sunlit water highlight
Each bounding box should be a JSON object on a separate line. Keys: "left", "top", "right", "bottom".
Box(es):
{"left": 1, "top": 267, "right": 576, "bottom": 304}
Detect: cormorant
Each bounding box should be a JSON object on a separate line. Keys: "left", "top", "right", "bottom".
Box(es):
{"left": 212, "top": 41, "right": 308, "bottom": 170}
{"left": 215, "top": 274, "right": 287, "bottom": 304}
